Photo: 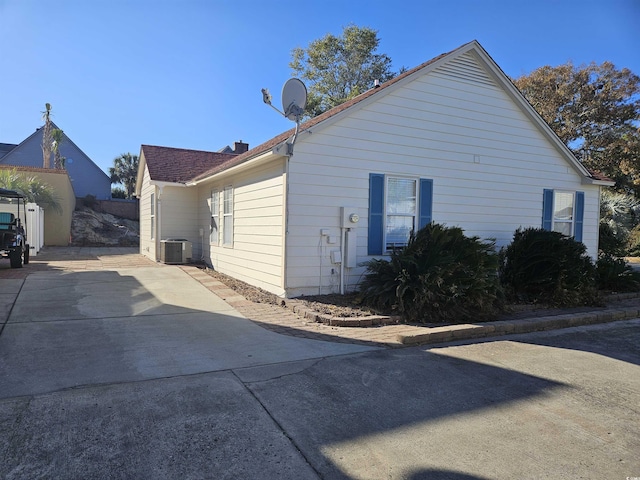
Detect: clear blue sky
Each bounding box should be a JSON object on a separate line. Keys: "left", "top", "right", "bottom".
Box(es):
{"left": 1, "top": 0, "right": 638, "bottom": 177}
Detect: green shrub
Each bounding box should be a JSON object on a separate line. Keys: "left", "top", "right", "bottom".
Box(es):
{"left": 111, "top": 187, "right": 126, "bottom": 199}
{"left": 499, "top": 228, "right": 598, "bottom": 306}
{"left": 359, "top": 223, "right": 504, "bottom": 324}
{"left": 599, "top": 221, "right": 628, "bottom": 256}
{"left": 627, "top": 224, "right": 640, "bottom": 256}
{"left": 596, "top": 254, "right": 640, "bottom": 292}
{"left": 83, "top": 194, "right": 97, "bottom": 210}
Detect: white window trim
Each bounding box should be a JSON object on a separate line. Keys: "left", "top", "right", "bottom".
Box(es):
{"left": 223, "top": 186, "right": 233, "bottom": 247}
{"left": 210, "top": 190, "right": 220, "bottom": 246}
{"left": 150, "top": 192, "right": 155, "bottom": 240}
{"left": 552, "top": 190, "right": 575, "bottom": 236}
{"left": 384, "top": 176, "right": 418, "bottom": 252}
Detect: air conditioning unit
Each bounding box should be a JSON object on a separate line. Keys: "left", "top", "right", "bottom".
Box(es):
{"left": 160, "top": 239, "right": 192, "bottom": 264}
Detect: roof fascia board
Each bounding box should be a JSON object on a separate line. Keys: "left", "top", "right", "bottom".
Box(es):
{"left": 134, "top": 149, "right": 146, "bottom": 197}
{"left": 188, "top": 150, "right": 282, "bottom": 186}
{"left": 582, "top": 177, "right": 615, "bottom": 186}
{"left": 151, "top": 180, "right": 187, "bottom": 189}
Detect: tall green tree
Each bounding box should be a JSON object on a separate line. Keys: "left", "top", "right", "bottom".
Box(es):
{"left": 41, "top": 103, "right": 53, "bottom": 169}
{"left": 109, "top": 153, "right": 139, "bottom": 199}
{"left": 513, "top": 62, "right": 640, "bottom": 194}
{"left": 290, "top": 25, "right": 397, "bottom": 117}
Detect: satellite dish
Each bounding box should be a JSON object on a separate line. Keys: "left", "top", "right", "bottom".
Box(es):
{"left": 261, "top": 78, "right": 308, "bottom": 156}
{"left": 281, "top": 78, "right": 307, "bottom": 121}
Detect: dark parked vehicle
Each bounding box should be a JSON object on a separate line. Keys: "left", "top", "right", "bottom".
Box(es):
{"left": 0, "top": 188, "right": 29, "bottom": 268}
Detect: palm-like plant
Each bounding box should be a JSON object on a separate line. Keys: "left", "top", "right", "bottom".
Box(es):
{"left": 51, "top": 129, "right": 66, "bottom": 169}
{"left": 599, "top": 190, "right": 640, "bottom": 255}
{"left": 499, "top": 227, "right": 597, "bottom": 306}
{"left": 41, "top": 103, "right": 53, "bottom": 169}
{"left": 359, "top": 223, "right": 504, "bottom": 323}
{"left": 109, "top": 153, "right": 139, "bottom": 199}
{"left": 0, "top": 168, "right": 61, "bottom": 213}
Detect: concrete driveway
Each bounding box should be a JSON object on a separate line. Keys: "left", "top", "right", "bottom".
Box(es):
{"left": 0, "top": 251, "right": 376, "bottom": 398}
{"left": 1, "top": 248, "right": 639, "bottom": 479}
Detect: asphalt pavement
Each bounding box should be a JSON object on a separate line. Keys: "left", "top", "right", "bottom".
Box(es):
{"left": 1, "top": 248, "right": 639, "bottom": 479}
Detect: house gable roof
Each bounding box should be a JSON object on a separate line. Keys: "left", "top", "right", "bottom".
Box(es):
{"left": 0, "top": 122, "right": 110, "bottom": 181}
{"left": 191, "top": 40, "right": 613, "bottom": 186}
{"left": 0, "top": 143, "right": 18, "bottom": 158}
{"left": 140, "top": 144, "right": 238, "bottom": 184}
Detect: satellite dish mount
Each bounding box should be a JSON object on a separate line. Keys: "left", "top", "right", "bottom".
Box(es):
{"left": 261, "top": 78, "right": 307, "bottom": 155}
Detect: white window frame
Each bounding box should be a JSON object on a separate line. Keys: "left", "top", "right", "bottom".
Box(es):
{"left": 223, "top": 186, "right": 233, "bottom": 246}
{"left": 384, "top": 176, "right": 418, "bottom": 251}
{"left": 552, "top": 191, "right": 575, "bottom": 237}
{"left": 210, "top": 190, "right": 220, "bottom": 245}
{"left": 150, "top": 192, "right": 155, "bottom": 240}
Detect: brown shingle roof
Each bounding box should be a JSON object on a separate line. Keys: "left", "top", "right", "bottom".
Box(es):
{"left": 141, "top": 144, "right": 238, "bottom": 183}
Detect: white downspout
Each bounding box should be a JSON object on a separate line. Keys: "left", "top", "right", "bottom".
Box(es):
{"left": 282, "top": 156, "right": 291, "bottom": 295}
{"left": 156, "top": 186, "right": 162, "bottom": 261}
{"left": 340, "top": 227, "right": 346, "bottom": 295}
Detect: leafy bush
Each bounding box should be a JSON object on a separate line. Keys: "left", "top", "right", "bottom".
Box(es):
{"left": 499, "top": 228, "right": 598, "bottom": 306}
{"left": 599, "top": 190, "right": 640, "bottom": 255}
{"left": 599, "top": 221, "right": 627, "bottom": 256}
{"left": 111, "top": 187, "right": 126, "bottom": 199}
{"left": 359, "top": 223, "right": 504, "bottom": 324}
{"left": 596, "top": 254, "right": 640, "bottom": 292}
{"left": 627, "top": 224, "right": 640, "bottom": 256}
{"left": 83, "top": 194, "right": 97, "bottom": 210}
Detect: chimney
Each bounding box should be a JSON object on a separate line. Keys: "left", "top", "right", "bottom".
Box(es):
{"left": 234, "top": 140, "right": 249, "bottom": 154}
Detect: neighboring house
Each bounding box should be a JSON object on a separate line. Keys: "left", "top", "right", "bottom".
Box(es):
{"left": 0, "top": 123, "right": 111, "bottom": 200}
{"left": 136, "top": 40, "right": 614, "bottom": 298}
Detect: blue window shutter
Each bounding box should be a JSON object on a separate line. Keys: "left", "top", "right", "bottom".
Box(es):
{"left": 542, "top": 189, "right": 554, "bottom": 231}
{"left": 368, "top": 173, "right": 384, "bottom": 255}
{"left": 418, "top": 178, "right": 433, "bottom": 230}
{"left": 574, "top": 191, "right": 585, "bottom": 242}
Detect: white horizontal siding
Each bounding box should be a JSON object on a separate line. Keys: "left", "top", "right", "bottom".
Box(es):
{"left": 139, "top": 166, "right": 156, "bottom": 261}
{"left": 197, "top": 161, "right": 286, "bottom": 296}
{"left": 159, "top": 187, "right": 199, "bottom": 244}
{"left": 284, "top": 51, "right": 601, "bottom": 296}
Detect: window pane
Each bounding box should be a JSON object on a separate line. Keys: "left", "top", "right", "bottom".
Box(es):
{"left": 554, "top": 192, "right": 573, "bottom": 220}
{"left": 211, "top": 218, "right": 218, "bottom": 243}
{"left": 387, "top": 178, "right": 416, "bottom": 214}
{"left": 553, "top": 222, "right": 572, "bottom": 236}
{"left": 223, "top": 216, "right": 233, "bottom": 244}
{"left": 211, "top": 191, "right": 219, "bottom": 244}
{"left": 223, "top": 187, "right": 233, "bottom": 245}
{"left": 385, "top": 177, "right": 417, "bottom": 250}
{"left": 386, "top": 215, "right": 414, "bottom": 249}
{"left": 224, "top": 187, "right": 232, "bottom": 214}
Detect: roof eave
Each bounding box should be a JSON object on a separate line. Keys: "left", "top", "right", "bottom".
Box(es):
{"left": 188, "top": 149, "right": 284, "bottom": 186}
{"left": 582, "top": 177, "right": 616, "bottom": 187}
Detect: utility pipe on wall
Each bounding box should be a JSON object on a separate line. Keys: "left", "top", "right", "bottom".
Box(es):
{"left": 340, "top": 226, "right": 346, "bottom": 295}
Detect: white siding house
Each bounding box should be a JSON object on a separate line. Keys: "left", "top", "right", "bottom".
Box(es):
{"left": 136, "top": 40, "right": 614, "bottom": 298}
